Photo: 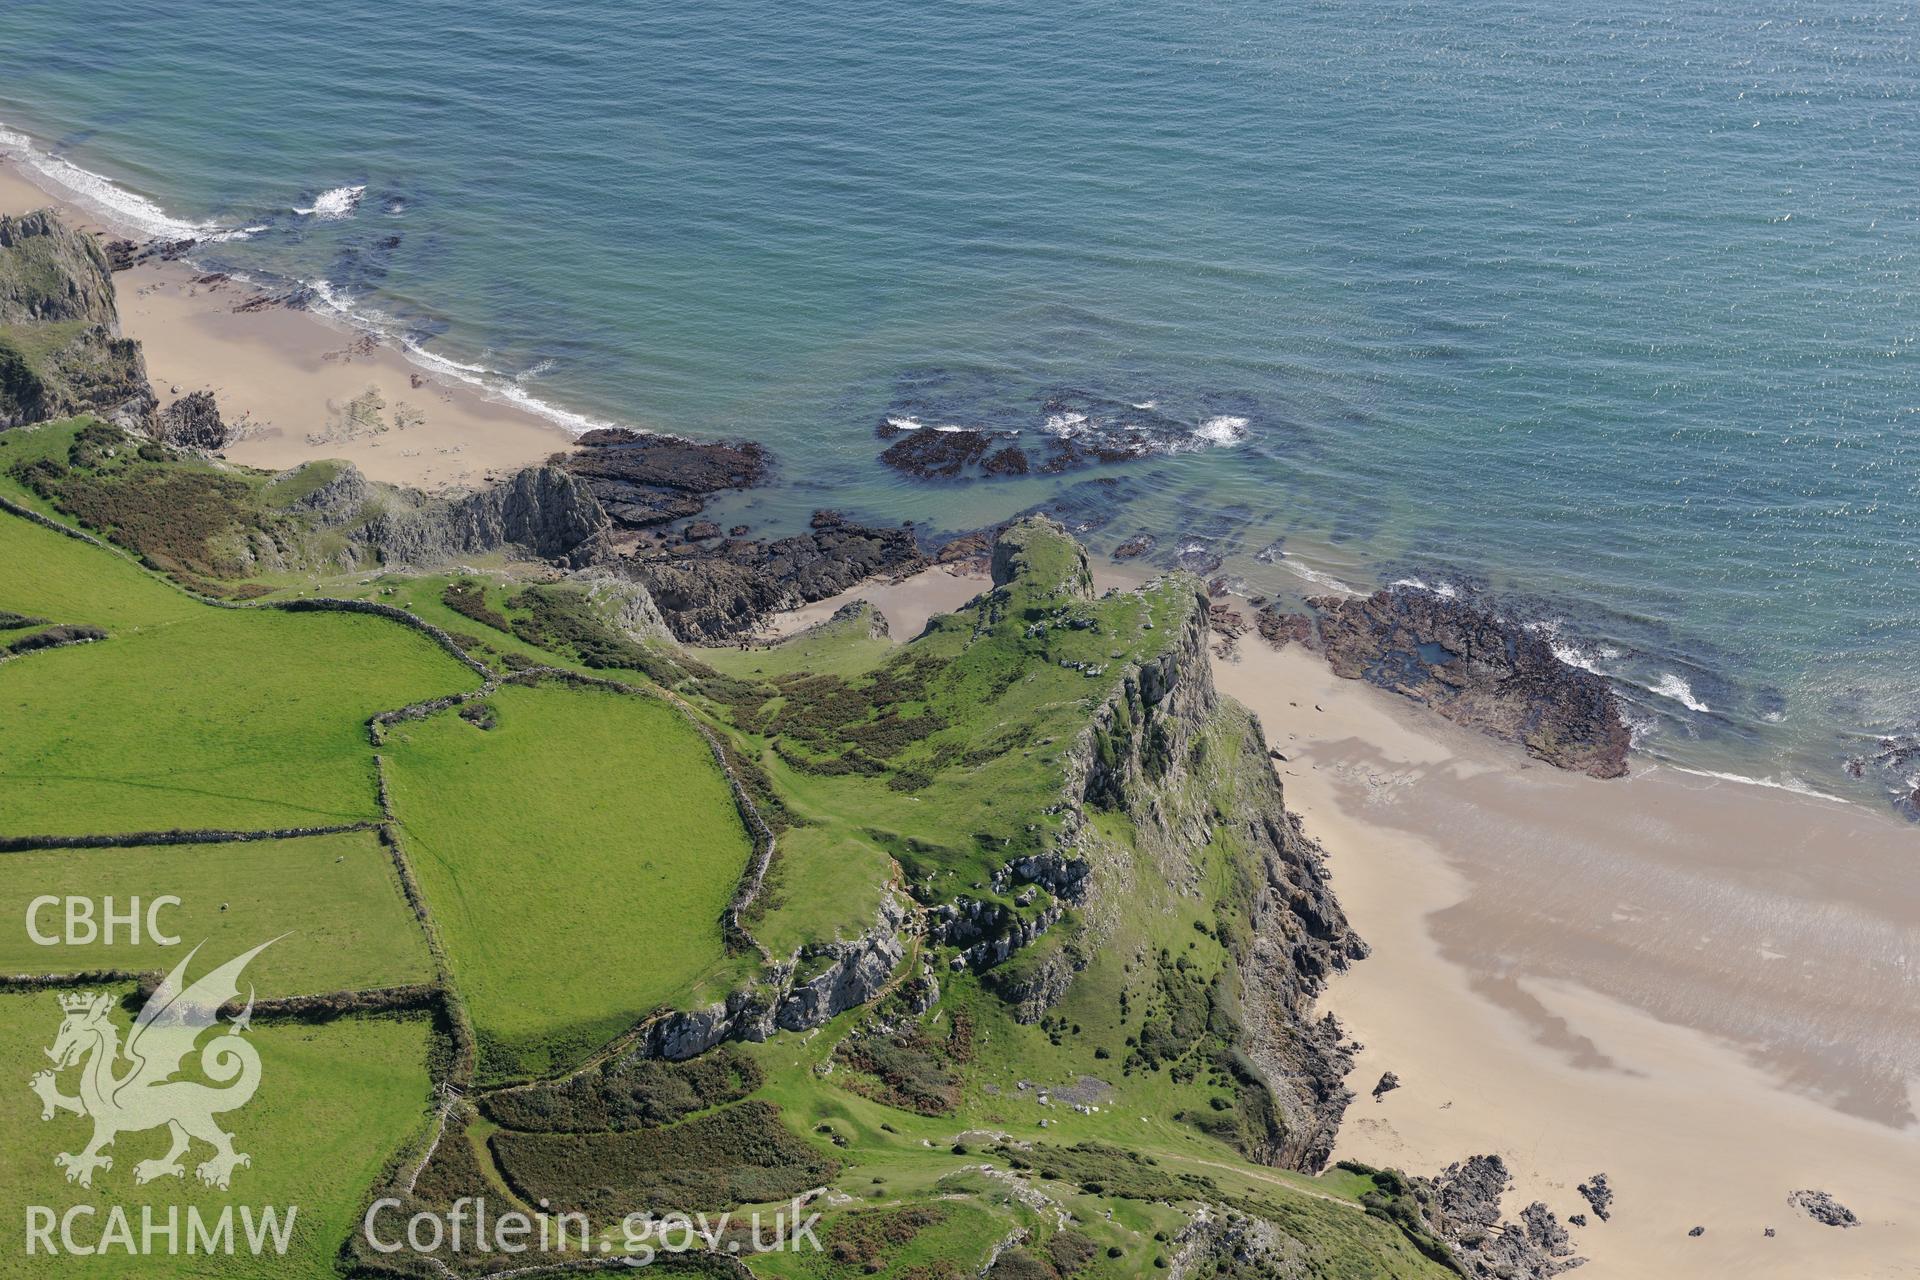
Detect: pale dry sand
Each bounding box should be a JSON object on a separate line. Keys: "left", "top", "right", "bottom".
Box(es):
{"left": 1, "top": 160, "right": 574, "bottom": 493}
{"left": 797, "top": 564, "right": 1920, "bottom": 1278}
{"left": 766, "top": 561, "right": 994, "bottom": 642}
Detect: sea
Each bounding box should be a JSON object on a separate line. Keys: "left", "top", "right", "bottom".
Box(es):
{"left": 1, "top": 0, "right": 1915, "bottom": 806}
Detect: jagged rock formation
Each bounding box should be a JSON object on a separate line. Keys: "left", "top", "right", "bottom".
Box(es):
{"left": 1166, "top": 1207, "right": 1301, "bottom": 1280}
{"left": 152, "top": 390, "right": 227, "bottom": 450}
{"left": 981, "top": 518, "right": 1368, "bottom": 1170}
{"left": 643, "top": 894, "right": 910, "bottom": 1059}
{"left": 286, "top": 459, "right": 609, "bottom": 568}
{"left": 1418, "top": 1155, "right": 1583, "bottom": 1279}
{"left": 0, "top": 211, "right": 119, "bottom": 324}
{"left": 571, "top": 565, "right": 672, "bottom": 642}
{"left": 1312, "top": 586, "right": 1631, "bottom": 778}
{"left": 625, "top": 510, "right": 925, "bottom": 642}
{"left": 0, "top": 211, "right": 156, "bottom": 430}
{"left": 1576, "top": 1172, "right": 1612, "bottom": 1222}
{"left": 561, "top": 427, "right": 767, "bottom": 527}
{"left": 1788, "top": 1189, "right": 1858, "bottom": 1228}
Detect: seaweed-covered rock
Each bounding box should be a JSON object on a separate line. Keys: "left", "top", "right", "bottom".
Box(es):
{"left": 562, "top": 429, "right": 767, "bottom": 528}
{"left": 1848, "top": 734, "right": 1920, "bottom": 821}
{"left": 1312, "top": 586, "right": 1631, "bottom": 778}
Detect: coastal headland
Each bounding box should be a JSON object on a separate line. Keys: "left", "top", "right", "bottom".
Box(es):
{"left": 2, "top": 149, "right": 1914, "bottom": 1280}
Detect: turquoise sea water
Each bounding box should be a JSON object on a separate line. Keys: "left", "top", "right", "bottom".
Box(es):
{"left": 1, "top": 0, "right": 1915, "bottom": 802}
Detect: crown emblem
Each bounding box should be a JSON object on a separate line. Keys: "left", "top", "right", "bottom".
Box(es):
{"left": 57, "top": 991, "right": 96, "bottom": 1013}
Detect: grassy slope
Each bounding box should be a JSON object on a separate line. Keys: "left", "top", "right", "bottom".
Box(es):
{"left": 0, "top": 988, "right": 431, "bottom": 1278}
{"left": 701, "top": 603, "right": 897, "bottom": 681}
{"left": 736, "top": 1000, "right": 1450, "bottom": 1280}
{"left": 685, "top": 528, "right": 1452, "bottom": 1279}
{"left": 384, "top": 680, "right": 754, "bottom": 1082}
{"left": 0, "top": 508, "right": 480, "bottom": 835}
{"left": 0, "top": 830, "right": 432, "bottom": 996}
{"left": 694, "top": 534, "right": 1187, "bottom": 965}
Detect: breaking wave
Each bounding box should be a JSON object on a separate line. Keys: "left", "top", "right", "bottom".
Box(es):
{"left": 0, "top": 121, "right": 220, "bottom": 240}
{"left": 1648, "top": 673, "right": 1712, "bottom": 714}
{"left": 292, "top": 184, "right": 365, "bottom": 219}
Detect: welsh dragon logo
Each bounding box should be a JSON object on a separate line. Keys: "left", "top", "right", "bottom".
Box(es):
{"left": 29, "top": 938, "right": 279, "bottom": 1190}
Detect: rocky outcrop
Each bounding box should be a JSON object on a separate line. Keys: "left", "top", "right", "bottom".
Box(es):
{"left": 874, "top": 393, "right": 1252, "bottom": 482}
{"left": 0, "top": 211, "right": 119, "bottom": 326}
{"left": 572, "top": 565, "right": 672, "bottom": 643}
{"left": 152, "top": 390, "right": 227, "bottom": 450}
{"left": 561, "top": 428, "right": 767, "bottom": 528}
{"left": 1312, "top": 586, "right": 1631, "bottom": 778}
{"left": 1166, "top": 1207, "right": 1297, "bottom": 1280}
{"left": 643, "top": 894, "right": 910, "bottom": 1060}
{"left": 1788, "top": 1189, "right": 1858, "bottom": 1228}
{"left": 991, "top": 514, "right": 1094, "bottom": 598}
{"left": 1014, "top": 526, "right": 1364, "bottom": 1170}
{"left": 0, "top": 321, "right": 154, "bottom": 430}
{"left": 1418, "top": 1155, "right": 1583, "bottom": 1279}
{"left": 626, "top": 510, "right": 925, "bottom": 642}
{"left": 286, "top": 460, "right": 609, "bottom": 569}
{"left": 1576, "top": 1173, "right": 1612, "bottom": 1222}
{"left": 0, "top": 210, "right": 156, "bottom": 430}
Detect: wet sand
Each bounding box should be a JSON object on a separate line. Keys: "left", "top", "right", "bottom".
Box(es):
{"left": 1, "top": 160, "right": 574, "bottom": 492}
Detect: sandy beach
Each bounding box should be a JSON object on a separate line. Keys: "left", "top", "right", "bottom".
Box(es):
{"left": 1217, "top": 640, "right": 1919, "bottom": 1279}
{"left": 798, "top": 564, "right": 1920, "bottom": 1279}
{"left": 0, "top": 159, "right": 573, "bottom": 493}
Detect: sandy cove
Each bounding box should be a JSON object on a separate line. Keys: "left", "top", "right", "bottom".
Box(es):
{"left": 1, "top": 159, "right": 574, "bottom": 493}
{"left": 785, "top": 564, "right": 1920, "bottom": 1280}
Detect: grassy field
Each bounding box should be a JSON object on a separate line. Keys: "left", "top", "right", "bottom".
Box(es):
{"left": 0, "top": 508, "right": 480, "bottom": 835}
{"left": 0, "top": 987, "right": 432, "bottom": 1278}
{"left": 0, "top": 830, "right": 432, "bottom": 996}
{"left": 383, "top": 680, "right": 755, "bottom": 1082}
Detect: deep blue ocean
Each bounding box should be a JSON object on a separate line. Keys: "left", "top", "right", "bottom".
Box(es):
{"left": 1, "top": 0, "right": 1915, "bottom": 803}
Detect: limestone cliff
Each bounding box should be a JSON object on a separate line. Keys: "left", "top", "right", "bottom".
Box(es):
{"left": 285, "top": 459, "right": 610, "bottom": 569}
{"left": 1042, "top": 562, "right": 1366, "bottom": 1169}
{"left": 0, "top": 211, "right": 155, "bottom": 430}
